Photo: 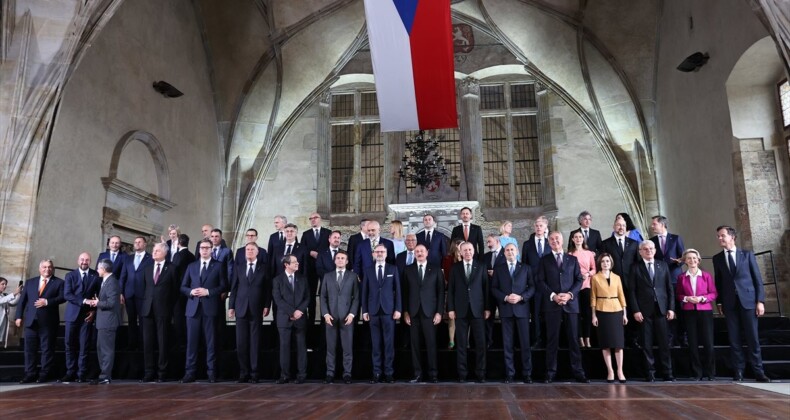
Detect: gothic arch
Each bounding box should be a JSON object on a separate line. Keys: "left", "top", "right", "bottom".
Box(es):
{"left": 108, "top": 130, "right": 172, "bottom": 200}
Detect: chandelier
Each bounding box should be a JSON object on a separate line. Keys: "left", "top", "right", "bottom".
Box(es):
{"left": 397, "top": 130, "right": 449, "bottom": 192}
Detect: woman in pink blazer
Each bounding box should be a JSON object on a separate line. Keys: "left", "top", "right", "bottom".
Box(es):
{"left": 676, "top": 249, "right": 718, "bottom": 380}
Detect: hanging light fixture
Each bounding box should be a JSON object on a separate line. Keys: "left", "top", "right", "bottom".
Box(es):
{"left": 397, "top": 130, "right": 449, "bottom": 192}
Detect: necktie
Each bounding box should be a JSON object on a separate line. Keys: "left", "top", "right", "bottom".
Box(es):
{"left": 463, "top": 225, "right": 469, "bottom": 241}
{"left": 492, "top": 251, "right": 498, "bottom": 267}
{"left": 337, "top": 271, "right": 343, "bottom": 287}
{"left": 247, "top": 263, "right": 254, "bottom": 279}
{"left": 111, "top": 252, "right": 116, "bottom": 263}
{"left": 426, "top": 231, "right": 432, "bottom": 244}
{"left": 556, "top": 253, "right": 562, "bottom": 268}
{"left": 648, "top": 262, "right": 654, "bottom": 280}
{"left": 201, "top": 261, "right": 207, "bottom": 279}
{"left": 279, "top": 232, "right": 283, "bottom": 242}
{"left": 286, "top": 244, "right": 292, "bottom": 255}
{"left": 378, "top": 265, "right": 383, "bottom": 282}
{"left": 81, "top": 271, "right": 87, "bottom": 285}
{"left": 134, "top": 253, "right": 141, "bottom": 270}
{"left": 727, "top": 250, "right": 736, "bottom": 276}
{"left": 154, "top": 263, "right": 161, "bottom": 285}
{"left": 314, "top": 229, "right": 319, "bottom": 241}
{"left": 618, "top": 238, "right": 624, "bottom": 253}
{"left": 537, "top": 239, "right": 543, "bottom": 255}
{"left": 407, "top": 251, "right": 414, "bottom": 265}
{"left": 289, "top": 274, "right": 294, "bottom": 289}
{"left": 583, "top": 230, "right": 589, "bottom": 241}
{"left": 332, "top": 249, "right": 337, "bottom": 259}
{"left": 660, "top": 235, "right": 667, "bottom": 255}
{"left": 372, "top": 238, "right": 378, "bottom": 249}
{"left": 418, "top": 264, "right": 424, "bottom": 282}
{"left": 212, "top": 248, "right": 218, "bottom": 260}
{"left": 465, "top": 263, "right": 471, "bottom": 278}
{"left": 509, "top": 263, "right": 515, "bottom": 277}
{"left": 39, "top": 278, "right": 48, "bottom": 296}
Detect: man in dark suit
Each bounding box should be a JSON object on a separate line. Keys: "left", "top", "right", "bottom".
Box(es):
{"left": 234, "top": 228, "right": 267, "bottom": 269}
{"left": 140, "top": 242, "right": 178, "bottom": 382}
{"left": 301, "top": 213, "right": 331, "bottom": 323}
{"left": 402, "top": 244, "right": 444, "bottom": 383}
{"left": 171, "top": 234, "right": 195, "bottom": 350}
{"left": 354, "top": 221, "right": 396, "bottom": 280}
{"left": 119, "top": 235, "right": 152, "bottom": 350}
{"left": 89, "top": 259, "right": 121, "bottom": 385}
{"left": 416, "top": 213, "right": 447, "bottom": 267}
{"left": 650, "top": 215, "right": 686, "bottom": 346}
{"left": 62, "top": 252, "right": 101, "bottom": 383}
{"left": 447, "top": 241, "right": 490, "bottom": 383}
{"left": 484, "top": 234, "right": 507, "bottom": 348}
{"left": 15, "top": 259, "right": 65, "bottom": 383}
{"left": 97, "top": 235, "right": 125, "bottom": 278}
{"left": 628, "top": 240, "right": 676, "bottom": 382}
{"left": 712, "top": 225, "right": 771, "bottom": 383}
{"left": 346, "top": 219, "right": 369, "bottom": 269}
{"left": 180, "top": 239, "right": 227, "bottom": 383}
{"left": 450, "top": 207, "right": 485, "bottom": 261}
{"left": 269, "top": 223, "right": 306, "bottom": 280}
{"left": 362, "top": 244, "right": 402, "bottom": 383}
{"left": 570, "top": 210, "right": 603, "bottom": 255}
{"left": 396, "top": 233, "right": 418, "bottom": 279}
{"left": 193, "top": 224, "right": 228, "bottom": 257}
{"left": 492, "top": 243, "right": 535, "bottom": 383}
{"left": 320, "top": 250, "right": 359, "bottom": 384}
{"left": 229, "top": 242, "right": 271, "bottom": 383}
{"left": 209, "top": 228, "right": 234, "bottom": 280}
{"left": 266, "top": 215, "right": 288, "bottom": 262}
{"left": 521, "top": 216, "right": 550, "bottom": 348}
{"left": 272, "top": 254, "right": 310, "bottom": 384}
{"left": 316, "top": 230, "right": 343, "bottom": 280}
{"left": 538, "top": 231, "right": 588, "bottom": 383}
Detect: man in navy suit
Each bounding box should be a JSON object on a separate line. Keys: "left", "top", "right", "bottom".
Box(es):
{"left": 484, "top": 234, "right": 507, "bottom": 349}
{"left": 180, "top": 239, "right": 227, "bottom": 383}
{"left": 62, "top": 252, "right": 101, "bottom": 383}
{"left": 361, "top": 244, "right": 402, "bottom": 383}
{"left": 450, "top": 207, "right": 485, "bottom": 261}
{"left": 16, "top": 259, "right": 65, "bottom": 383}
{"left": 354, "top": 221, "right": 396, "bottom": 281}
{"left": 447, "top": 242, "right": 490, "bottom": 383}
{"left": 712, "top": 225, "right": 771, "bottom": 383}
{"left": 650, "top": 215, "right": 686, "bottom": 346}
{"left": 569, "top": 211, "right": 603, "bottom": 255}
{"left": 269, "top": 223, "right": 306, "bottom": 280}
{"left": 316, "top": 230, "right": 343, "bottom": 280}
{"left": 234, "top": 228, "right": 267, "bottom": 269}
{"left": 521, "top": 216, "right": 550, "bottom": 348}
{"left": 492, "top": 243, "right": 535, "bottom": 383}
{"left": 209, "top": 228, "right": 234, "bottom": 280}
{"left": 171, "top": 234, "right": 195, "bottom": 350}
{"left": 229, "top": 243, "right": 271, "bottom": 383}
{"left": 416, "top": 213, "right": 447, "bottom": 267}
{"left": 119, "top": 236, "right": 152, "bottom": 350}
{"left": 273, "top": 254, "right": 310, "bottom": 384}
{"left": 266, "top": 215, "right": 288, "bottom": 262}
{"left": 301, "top": 213, "right": 331, "bottom": 323}
{"left": 538, "top": 232, "right": 588, "bottom": 383}
{"left": 194, "top": 224, "right": 228, "bottom": 256}
{"left": 141, "top": 243, "right": 178, "bottom": 382}
{"left": 346, "top": 219, "right": 369, "bottom": 269}
{"left": 97, "top": 235, "right": 125, "bottom": 278}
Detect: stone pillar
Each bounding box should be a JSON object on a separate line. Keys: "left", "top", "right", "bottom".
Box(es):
{"left": 459, "top": 77, "right": 482, "bottom": 203}
{"left": 537, "top": 87, "right": 557, "bottom": 213}
{"left": 316, "top": 92, "right": 331, "bottom": 215}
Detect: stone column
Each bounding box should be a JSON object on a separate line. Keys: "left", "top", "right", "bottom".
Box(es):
{"left": 459, "top": 77, "right": 482, "bottom": 203}
{"left": 316, "top": 92, "right": 331, "bottom": 215}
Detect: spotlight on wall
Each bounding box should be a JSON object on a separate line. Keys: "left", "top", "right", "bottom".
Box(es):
{"left": 152, "top": 81, "right": 184, "bottom": 98}
{"left": 676, "top": 52, "right": 709, "bottom": 72}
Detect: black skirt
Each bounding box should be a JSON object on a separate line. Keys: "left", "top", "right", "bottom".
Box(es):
{"left": 596, "top": 310, "right": 625, "bottom": 349}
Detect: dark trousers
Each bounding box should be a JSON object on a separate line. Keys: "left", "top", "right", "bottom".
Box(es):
{"left": 639, "top": 303, "right": 672, "bottom": 376}
{"left": 531, "top": 290, "right": 543, "bottom": 344}
{"left": 142, "top": 314, "right": 170, "bottom": 377}
{"left": 578, "top": 288, "right": 592, "bottom": 339}
{"left": 64, "top": 317, "right": 93, "bottom": 378}
{"left": 96, "top": 327, "right": 116, "bottom": 380}
{"left": 502, "top": 316, "right": 532, "bottom": 377}
{"left": 23, "top": 321, "right": 56, "bottom": 378}
{"left": 325, "top": 318, "right": 354, "bottom": 376}
{"left": 370, "top": 312, "right": 396, "bottom": 376}
{"left": 278, "top": 320, "right": 307, "bottom": 379}
{"left": 455, "top": 315, "right": 486, "bottom": 379}
{"left": 172, "top": 295, "right": 187, "bottom": 349}
{"left": 124, "top": 296, "right": 142, "bottom": 349}
{"left": 185, "top": 313, "right": 217, "bottom": 377}
{"left": 544, "top": 310, "right": 584, "bottom": 376}
{"left": 684, "top": 310, "right": 715, "bottom": 377}
{"left": 235, "top": 313, "right": 262, "bottom": 378}
{"left": 409, "top": 314, "right": 438, "bottom": 378}
{"left": 307, "top": 275, "right": 319, "bottom": 326}
{"left": 724, "top": 298, "right": 764, "bottom": 375}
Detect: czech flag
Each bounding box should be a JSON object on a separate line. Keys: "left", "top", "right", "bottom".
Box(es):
{"left": 364, "top": 0, "right": 458, "bottom": 132}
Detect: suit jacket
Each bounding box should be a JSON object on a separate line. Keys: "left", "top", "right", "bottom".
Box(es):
{"left": 171, "top": 247, "right": 196, "bottom": 290}
{"left": 194, "top": 238, "right": 227, "bottom": 258}
{"left": 119, "top": 252, "right": 153, "bottom": 299}
{"left": 484, "top": 248, "right": 508, "bottom": 271}
{"left": 570, "top": 227, "right": 603, "bottom": 255}
{"left": 402, "top": 262, "right": 445, "bottom": 318}
{"left": 269, "top": 241, "right": 306, "bottom": 279}
{"left": 316, "top": 248, "right": 341, "bottom": 279}
{"left": 346, "top": 232, "right": 365, "bottom": 269}
{"left": 16, "top": 276, "right": 65, "bottom": 327}
{"left": 451, "top": 223, "right": 485, "bottom": 261}
{"left": 354, "top": 237, "right": 396, "bottom": 279}
{"left": 229, "top": 258, "right": 271, "bottom": 318}
{"left": 416, "top": 230, "right": 448, "bottom": 267}
{"left": 521, "top": 233, "right": 551, "bottom": 272}
{"left": 63, "top": 268, "right": 101, "bottom": 323}
{"left": 651, "top": 233, "right": 685, "bottom": 282}
{"left": 676, "top": 270, "right": 717, "bottom": 311}
{"left": 97, "top": 250, "right": 126, "bottom": 279}
{"left": 712, "top": 248, "right": 765, "bottom": 310}
{"left": 447, "top": 260, "right": 490, "bottom": 318}
{"left": 538, "top": 253, "right": 583, "bottom": 313}
{"left": 627, "top": 260, "right": 675, "bottom": 317}
{"left": 601, "top": 236, "right": 639, "bottom": 280}
{"left": 95, "top": 275, "right": 121, "bottom": 330}
{"left": 267, "top": 231, "right": 284, "bottom": 260}
{"left": 272, "top": 271, "right": 310, "bottom": 328}
{"left": 234, "top": 245, "right": 268, "bottom": 270}
{"left": 141, "top": 260, "right": 178, "bottom": 318}
{"left": 181, "top": 259, "right": 228, "bottom": 318}
{"left": 320, "top": 269, "right": 360, "bottom": 319}
{"left": 211, "top": 245, "right": 234, "bottom": 283}
{"left": 300, "top": 227, "right": 332, "bottom": 254}
{"left": 395, "top": 250, "right": 416, "bottom": 280}
{"left": 590, "top": 272, "right": 627, "bottom": 312}
{"left": 491, "top": 262, "right": 534, "bottom": 318}
{"left": 361, "top": 263, "right": 402, "bottom": 315}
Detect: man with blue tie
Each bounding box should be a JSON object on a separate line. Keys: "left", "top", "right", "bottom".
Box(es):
{"left": 521, "top": 216, "right": 550, "bottom": 348}
{"left": 180, "top": 239, "right": 227, "bottom": 383}
{"left": 119, "top": 236, "right": 152, "bottom": 350}
{"left": 209, "top": 229, "right": 233, "bottom": 280}
{"left": 62, "top": 252, "right": 101, "bottom": 383}
{"left": 538, "top": 231, "right": 588, "bottom": 383}
{"left": 492, "top": 244, "right": 535, "bottom": 383}
{"left": 97, "top": 235, "right": 125, "bottom": 278}
{"left": 712, "top": 225, "right": 771, "bottom": 383}
{"left": 273, "top": 254, "right": 310, "bottom": 384}
{"left": 416, "top": 213, "right": 447, "bottom": 267}
{"left": 362, "top": 244, "right": 402, "bottom": 383}
{"left": 396, "top": 234, "right": 418, "bottom": 278}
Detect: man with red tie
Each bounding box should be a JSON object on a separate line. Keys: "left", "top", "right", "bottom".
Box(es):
{"left": 141, "top": 242, "right": 178, "bottom": 382}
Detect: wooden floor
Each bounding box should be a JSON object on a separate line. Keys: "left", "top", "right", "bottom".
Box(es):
{"left": 1, "top": 381, "right": 788, "bottom": 418}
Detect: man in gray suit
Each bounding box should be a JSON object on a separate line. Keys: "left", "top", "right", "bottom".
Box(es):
{"left": 320, "top": 250, "right": 359, "bottom": 384}
{"left": 89, "top": 259, "right": 121, "bottom": 385}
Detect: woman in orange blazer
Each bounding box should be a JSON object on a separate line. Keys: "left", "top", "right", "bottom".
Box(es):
{"left": 590, "top": 253, "right": 627, "bottom": 383}
{"left": 676, "top": 248, "right": 718, "bottom": 380}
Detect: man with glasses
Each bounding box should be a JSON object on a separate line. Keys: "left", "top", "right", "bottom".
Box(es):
{"left": 361, "top": 244, "right": 401, "bottom": 383}
{"left": 273, "top": 255, "right": 309, "bottom": 384}
{"left": 235, "top": 228, "right": 267, "bottom": 268}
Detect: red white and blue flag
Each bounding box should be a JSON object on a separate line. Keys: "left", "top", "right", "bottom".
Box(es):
{"left": 363, "top": 0, "right": 458, "bottom": 132}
